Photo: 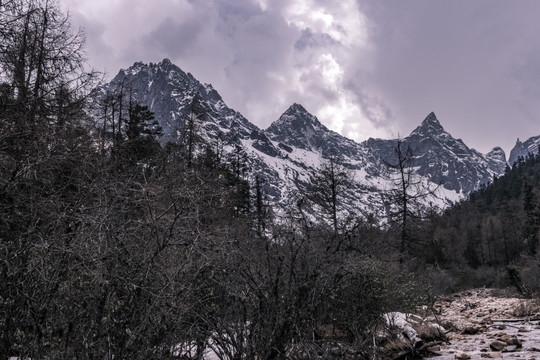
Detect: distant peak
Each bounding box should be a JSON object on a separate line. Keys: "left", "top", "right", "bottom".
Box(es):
{"left": 423, "top": 112, "right": 442, "bottom": 127}
{"left": 267, "top": 103, "right": 324, "bottom": 134}
{"left": 412, "top": 111, "right": 445, "bottom": 135}
{"left": 285, "top": 103, "right": 309, "bottom": 115}
{"left": 160, "top": 58, "right": 172, "bottom": 66}
{"left": 486, "top": 146, "right": 506, "bottom": 160}
{"left": 489, "top": 146, "right": 504, "bottom": 153}
{"left": 282, "top": 103, "right": 321, "bottom": 126}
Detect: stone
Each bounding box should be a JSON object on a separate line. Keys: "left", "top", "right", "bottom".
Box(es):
{"left": 489, "top": 340, "right": 506, "bottom": 351}
{"left": 499, "top": 334, "right": 522, "bottom": 348}
{"left": 509, "top": 338, "right": 522, "bottom": 348}
{"left": 481, "top": 352, "right": 502, "bottom": 358}
{"left": 455, "top": 352, "right": 471, "bottom": 359}
{"left": 504, "top": 345, "right": 519, "bottom": 352}
{"left": 462, "top": 326, "right": 479, "bottom": 335}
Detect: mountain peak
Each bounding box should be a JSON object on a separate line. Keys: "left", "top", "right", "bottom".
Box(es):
{"left": 286, "top": 102, "right": 308, "bottom": 113}
{"left": 266, "top": 103, "right": 330, "bottom": 151}
{"left": 485, "top": 146, "right": 507, "bottom": 164}
{"left": 268, "top": 103, "right": 323, "bottom": 131}
{"left": 281, "top": 103, "right": 319, "bottom": 123}
{"left": 411, "top": 112, "right": 445, "bottom": 136}
{"left": 422, "top": 112, "right": 443, "bottom": 130}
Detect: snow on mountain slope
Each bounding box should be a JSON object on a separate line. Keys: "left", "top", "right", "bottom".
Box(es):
{"left": 93, "top": 59, "right": 509, "bottom": 222}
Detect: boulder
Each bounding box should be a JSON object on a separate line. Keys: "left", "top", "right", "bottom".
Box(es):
{"left": 500, "top": 334, "right": 522, "bottom": 348}
{"left": 489, "top": 340, "right": 506, "bottom": 351}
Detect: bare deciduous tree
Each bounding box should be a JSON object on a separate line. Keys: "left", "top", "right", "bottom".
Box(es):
{"left": 308, "top": 151, "right": 352, "bottom": 235}
{"left": 383, "top": 138, "right": 438, "bottom": 255}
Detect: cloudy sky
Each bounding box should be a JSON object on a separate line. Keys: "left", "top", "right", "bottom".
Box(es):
{"left": 60, "top": 0, "right": 540, "bottom": 155}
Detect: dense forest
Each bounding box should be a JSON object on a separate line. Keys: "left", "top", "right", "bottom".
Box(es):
{"left": 421, "top": 152, "right": 540, "bottom": 294}
{"left": 1, "top": 1, "right": 538, "bottom": 359}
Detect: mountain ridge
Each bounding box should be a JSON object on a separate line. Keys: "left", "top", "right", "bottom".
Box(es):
{"left": 92, "top": 59, "right": 534, "bottom": 222}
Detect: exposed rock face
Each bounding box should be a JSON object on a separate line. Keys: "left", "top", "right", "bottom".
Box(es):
{"left": 508, "top": 136, "right": 540, "bottom": 165}
{"left": 389, "top": 112, "right": 504, "bottom": 194}
{"left": 92, "top": 60, "right": 513, "bottom": 221}
{"left": 267, "top": 103, "right": 336, "bottom": 153}
{"left": 485, "top": 147, "right": 507, "bottom": 175}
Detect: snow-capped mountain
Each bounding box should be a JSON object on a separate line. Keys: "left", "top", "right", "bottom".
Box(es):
{"left": 509, "top": 136, "right": 540, "bottom": 165}
{"left": 93, "top": 59, "right": 511, "bottom": 221}
{"left": 398, "top": 112, "right": 506, "bottom": 193}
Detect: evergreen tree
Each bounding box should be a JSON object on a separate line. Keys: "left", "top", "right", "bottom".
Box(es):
{"left": 126, "top": 103, "right": 162, "bottom": 141}
{"left": 523, "top": 181, "right": 539, "bottom": 255}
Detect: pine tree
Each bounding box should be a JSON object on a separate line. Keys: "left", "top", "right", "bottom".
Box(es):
{"left": 127, "top": 103, "right": 162, "bottom": 141}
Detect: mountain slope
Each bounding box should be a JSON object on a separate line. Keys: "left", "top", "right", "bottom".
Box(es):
{"left": 92, "top": 59, "right": 509, "bottom": 222}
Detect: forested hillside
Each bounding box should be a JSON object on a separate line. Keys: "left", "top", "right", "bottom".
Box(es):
{"left": 415, "top": 151, "right": 540, "bottom": 294}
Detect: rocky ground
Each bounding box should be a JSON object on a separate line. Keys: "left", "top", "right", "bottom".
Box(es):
{"left": 424, "top": 288, "right": 540, "bottom": 360}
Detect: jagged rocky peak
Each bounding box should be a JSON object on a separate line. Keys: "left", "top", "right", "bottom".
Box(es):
{"left": 265, "top": 103, "right": 329, "bottom": 151}
{"left": 159, "top": 57, "right": 172, "bottom": 66}
{"left": 152, "top": 58, "right": 184, "bottom": 74}
{"left": 486, "top": 146, "right": 506, "bottom": 161}
{"left": 485, "top": 146, "right": 508, "bottom": 175}
{"left": 268, "top": 103, "right": 323, "bottom": 132}
{"left": 92, "top": 58, "right": 518, "bottom": 219}
{"left": 509, "top": 136, "right": 540, "bottom": 165}
{"left": 130, "top": 59, "right": 222, "bottom": 103}
{"left": 412, "top": 111, "right": 445, "bottom": 135}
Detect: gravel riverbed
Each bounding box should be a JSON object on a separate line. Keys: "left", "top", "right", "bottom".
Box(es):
{"left": 426, "top": 289, "right": 540, "bottom": 360}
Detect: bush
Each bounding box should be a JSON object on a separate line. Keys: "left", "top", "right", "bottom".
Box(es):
{"left": 520, "top": 258, "right": 540, "bottom": 296}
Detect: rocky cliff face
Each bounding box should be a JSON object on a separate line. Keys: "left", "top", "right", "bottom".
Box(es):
{"left": 509, "top": 136, "right": 540, "bottom": 165}
{"left": 401, "top": 112, "right": 505, "bottom": 194}
{"left": 92, "top": 59, "right": 512, "bottom": 221}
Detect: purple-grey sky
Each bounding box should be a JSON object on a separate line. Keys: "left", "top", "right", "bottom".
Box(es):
{"left": 60, "top": 0, "right": 540, "bottom": 155}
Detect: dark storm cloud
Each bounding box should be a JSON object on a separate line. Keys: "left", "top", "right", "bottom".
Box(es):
{"left": 62, "top": 0, "right": 540, "bottom": 155}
